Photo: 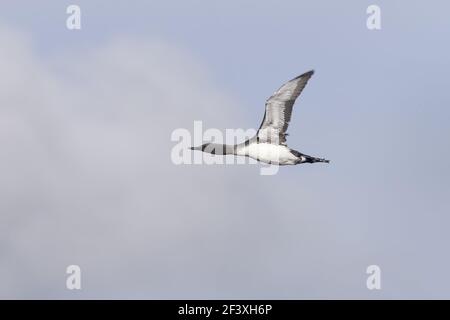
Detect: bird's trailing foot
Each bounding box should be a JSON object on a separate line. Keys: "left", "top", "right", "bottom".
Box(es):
{"left": 301, "top": 155, "right": 330, "bottom": 164}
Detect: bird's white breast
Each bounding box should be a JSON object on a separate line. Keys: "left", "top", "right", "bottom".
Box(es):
{"left": 237, "top": 143, "right": 298, "bottom": 165}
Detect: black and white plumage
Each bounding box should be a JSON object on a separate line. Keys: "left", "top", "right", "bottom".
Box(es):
{"left": 258, "top": 70, "right": 314, "bottom": 145}
{"left": 191, "top": 70, "right": 329, "bottom": 165}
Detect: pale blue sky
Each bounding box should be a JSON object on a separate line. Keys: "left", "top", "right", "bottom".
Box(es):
{"left": 0, "top": 1, "right": 449, "bottom": 298}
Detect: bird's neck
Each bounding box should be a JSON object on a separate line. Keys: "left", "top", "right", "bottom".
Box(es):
{"left": 203, "top": 143, "right": 235, "bottom": 155}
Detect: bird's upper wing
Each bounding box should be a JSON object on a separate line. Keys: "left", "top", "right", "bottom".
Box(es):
{"left": 256, "top": 70, "right": 314, "bottom": 145}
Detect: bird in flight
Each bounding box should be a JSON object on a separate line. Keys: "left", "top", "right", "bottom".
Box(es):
{"left": 191, "top": 70, "right": 329, "bottom": 165}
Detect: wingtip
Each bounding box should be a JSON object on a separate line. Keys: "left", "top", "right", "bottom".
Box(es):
{"left": 292, "top": 70, "right": 314, "bottom": 81}
{"left": 304, "top": 69, "right": 314, "bottom": 77}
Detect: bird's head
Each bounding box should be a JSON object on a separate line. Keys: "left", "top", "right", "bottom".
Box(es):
{"left": 189, "top": 143, "right": 208, "bottom": 151}
{"left": 190, "top": 143, "right": 232, "bottom": 155}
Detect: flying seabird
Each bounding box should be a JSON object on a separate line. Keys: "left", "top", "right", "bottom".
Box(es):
{"left": 191, "top": 70, "right": 329, "bottom": 165}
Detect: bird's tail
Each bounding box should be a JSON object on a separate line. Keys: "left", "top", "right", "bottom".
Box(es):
{"left": 290, "top": 149, "right": 330, "bottom": 164}
{"left": 302, "top": 154, "right": 330, "bottom": 164}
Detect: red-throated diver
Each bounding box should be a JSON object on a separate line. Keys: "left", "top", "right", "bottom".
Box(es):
{"left": 190, "top": 70, "right": 329, "bottom": 165}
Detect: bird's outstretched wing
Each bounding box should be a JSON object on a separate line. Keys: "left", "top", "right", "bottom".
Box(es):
{"left": 257, "top": 70, "right": 314, "bottom": 145}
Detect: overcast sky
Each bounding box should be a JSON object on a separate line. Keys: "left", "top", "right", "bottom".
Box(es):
{"left": 0, "top": 1, "right": 449, "bottom": 299}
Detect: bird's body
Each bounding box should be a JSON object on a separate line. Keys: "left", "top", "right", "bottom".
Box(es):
{"left": 236, "top": 143, "right": 299, "bottom": 165}
{"left": 191, "top": 70, "right": 329, "bottom": 166}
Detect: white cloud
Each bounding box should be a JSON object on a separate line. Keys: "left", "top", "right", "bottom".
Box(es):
{"left": 0, "top": 25, "right": 296, "bottom": 298}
